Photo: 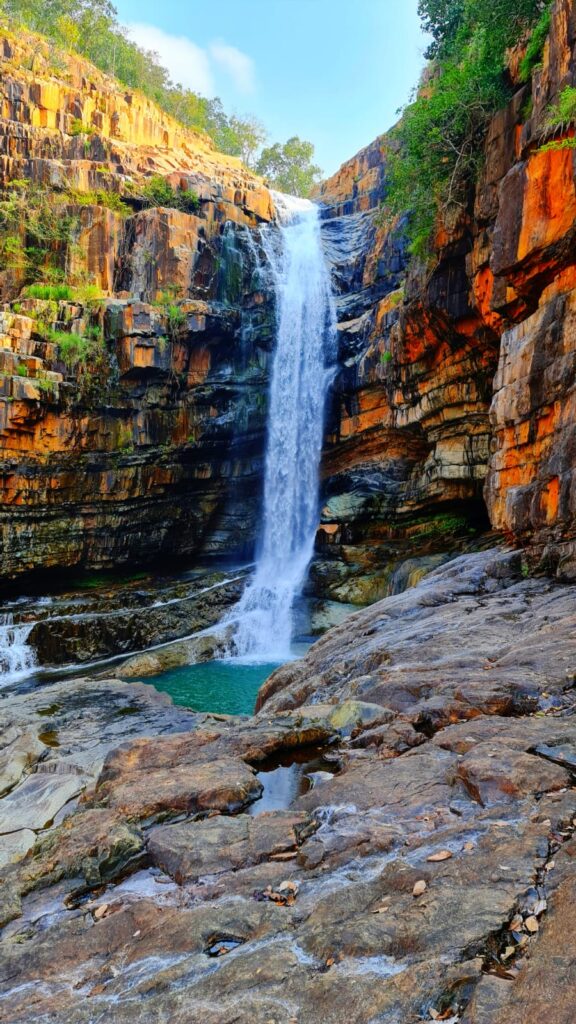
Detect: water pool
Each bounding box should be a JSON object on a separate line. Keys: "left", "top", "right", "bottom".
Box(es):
{"left": 135, "top": 660, "right": 282, "bottom": 716}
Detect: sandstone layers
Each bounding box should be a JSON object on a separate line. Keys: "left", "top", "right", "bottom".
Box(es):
{"left": 316, "top": 0, "right": 576, "bottom": 592}
{"left": 0, "top": 26, "right": 275, "bottom": 577}
{"left": 0, "top": 3, "right": 576, "bottom": 591}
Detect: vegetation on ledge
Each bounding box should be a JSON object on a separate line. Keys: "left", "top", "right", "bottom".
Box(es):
{"left": 0, "top": 0, "right": 323, "bottom": 195}
{"left": 383, "top": 0, "right": 553, "bottom": 257}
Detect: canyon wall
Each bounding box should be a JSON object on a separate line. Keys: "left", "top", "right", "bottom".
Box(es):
{"left": 1, "top": 3, "right": 575, "bottom": 588}
{"left": 316, "top": 0, "right": 576, "bottom": 594}
{"left": 0, "top": 26, "right": 276, "bottom": 579}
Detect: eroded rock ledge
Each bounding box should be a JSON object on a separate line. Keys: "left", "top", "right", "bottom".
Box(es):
{"left": 1, "top": 550, "right": 575, "bottom": 1023}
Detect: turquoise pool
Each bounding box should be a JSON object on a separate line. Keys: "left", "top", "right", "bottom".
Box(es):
{"left": 136, "top": 660, "right": 281, "bottom": 716}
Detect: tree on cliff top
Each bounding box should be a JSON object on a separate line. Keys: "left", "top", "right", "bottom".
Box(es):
{"left": 256, "top": 138, "right": 322, "bottom": 198}
{"left": 0, "top": 0, "right": 317, "bottom": 185}
{"left": 384, "top": 0, "right": 552, "bottom": 257}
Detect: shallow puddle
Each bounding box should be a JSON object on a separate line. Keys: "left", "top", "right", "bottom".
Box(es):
{"left": 249, "top": 747, "right": 339, "bottom": 815}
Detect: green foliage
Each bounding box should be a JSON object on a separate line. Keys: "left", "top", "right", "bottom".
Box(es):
{"left": 386, "top": 0, "right": 551, "bottom": 257}
{"left": 539, "top": 136, "right": 576, "bottom": 153}
{"left": 0, "top": 179, "right": 76, "bottom": 281}
{"left": 519, "top": 5, "right": 552, "bottom": 82}
{"left": 136, "top": 175, "right": 200, "bottom": 213}
{"left": 69, "top": 116, "right": 94, "bottom": 136}
{"left": 36, "top": 372, "right": 55, "bottom": 394}
{"left": 544, "top": 85, "right": 576, "bottom": 129}
{"left": 67, "top": 187, "right": 130, "bottom": 214}
{"left": 256, "top": 137, "right": 322, "bottom": 197}
{"left": 204, "top": 101, "right": 267, "bottom": 167}
{"left": 380, "top": 351, "right": 393, "bottom": 364}
{"left": 410, "top": 511, "right": 475, "bottom": 538}
{"left": 16, "top": 363, "right": 28, "bottom": 376}
{"left": 41, "top": 324, "right": 103, "bottom": 370}
{"left": 24, "top": 283, "right": 74, "bottom": 300}
{"left": 153, "top": 288, "right": 186, "bottom": 339}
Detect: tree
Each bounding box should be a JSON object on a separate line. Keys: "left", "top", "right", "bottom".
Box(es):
{"left": 228, "top": 115, "right": 267, "bottom": 168}
{"left": 385, "top": 0, "right": 552, "bottom": 256}
{"left": 417, "top": 0, "right": 466, "bottom": 58}
{"left": 204, "top": 101, "right": 267, "bottom": 164}
{"left": 0, "top": 1, "right": 321, "bottom": 180}
{"left": 256, "top": 137, "right": 322, "bottom": 197}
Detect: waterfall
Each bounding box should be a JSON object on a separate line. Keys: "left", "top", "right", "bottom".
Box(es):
{"left": 225, "top": 192, "right": 336, "bottom": 662}
{"left": 0, "top": 612, "right": 38, "bottom": 685}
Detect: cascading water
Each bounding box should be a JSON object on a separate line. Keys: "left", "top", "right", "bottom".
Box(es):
{"left": 0, "top": 612, "right": 38, "bottom": 685}
{"left": 225, "top": 192, "right": 336, "bottom": 662}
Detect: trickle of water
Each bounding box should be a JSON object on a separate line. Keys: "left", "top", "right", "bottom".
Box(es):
{"left": 0, "top": 612, "right": 38, "bottom": 685}
{"left": 225, "top": 192, "right": 336, "bottom": 663}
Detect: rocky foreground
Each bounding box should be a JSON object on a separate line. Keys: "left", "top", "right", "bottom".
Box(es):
{"left": 1, "top": 549, "right": 575, "bottom": 1022}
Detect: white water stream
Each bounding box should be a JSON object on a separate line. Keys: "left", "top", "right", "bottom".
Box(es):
{"left": 224, "top": 192, "right": 336, "bottom": 662}
{"left": 0, "top": 612, "right": 37, "bottom": 685}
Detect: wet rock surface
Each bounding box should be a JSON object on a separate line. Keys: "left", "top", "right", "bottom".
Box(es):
{"left": 1, "top": 549, "right": 575, "bottom": 1022}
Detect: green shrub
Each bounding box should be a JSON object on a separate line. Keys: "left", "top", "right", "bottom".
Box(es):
{"left": 139, "top": 175, "right": 200, "bottom": 213}
{"left": 153, "top": 288, "right": 186, "bottom": 338}
{"left": 74, "top": 283, "right": 104, "bottom": 306}
{"left": 16, "top": 363, "right": 28, "bottom": 376}
{"left": 36, "top": 373, "right": 54, "bottom": 394}
{"left": 519, "top": 6, "right": 552, "bottom": 83}
{"left": 67, "top": 188, "right": 130, "bottom": 215}
{"left": 538, "top": 136, "right": 576, "bottom": 153}
{"left": 69, "top": 117, "right": 94, "bottom": 137}
{"left": 42, "top": 326, "right": 103, "bottom": 370}
{"left": 0, "top": 182, "right": 77, "bottom": 284}
{"left": 24, "top": 283, "right": 74, "bottom": 301}
{"left": 545, "top": 86, "right": 576, "bottom": 130}
{"left": 385, "top": 1, "right": 551, "bottom": 257}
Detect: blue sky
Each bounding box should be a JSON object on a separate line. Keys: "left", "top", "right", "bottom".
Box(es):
{"left": 114, "top": 0, "right": 430, "bottom": 177}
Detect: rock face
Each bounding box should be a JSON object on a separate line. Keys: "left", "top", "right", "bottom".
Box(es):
{"left": 316, "top": 0, "right": 576, "bottom": 589}
{"left": 0, "top": 26, "right": 276, "bottom": 580}
{"left": 1, "top": 548, "right": 575, "bottom": 1023}
{"left": 1, "top": 2, "right": 576, "bottom": 592}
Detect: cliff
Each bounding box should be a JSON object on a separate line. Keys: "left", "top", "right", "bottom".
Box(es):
{"left": 316, "top": 0, "right": 576, "bottom": 596}
{"left": 0, "top": 25, "right": 276, "bottom": 579}
{"left": 1, "top": 2, "right": 575, "bottom": 593}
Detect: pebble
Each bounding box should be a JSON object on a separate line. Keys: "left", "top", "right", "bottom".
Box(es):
{"left": 413, "top": 880, "right": 427, "bottom": 897}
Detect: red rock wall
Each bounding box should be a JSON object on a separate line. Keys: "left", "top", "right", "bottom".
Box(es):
{"left": 318, "top": 0, "right": 576, "bottom": 582}
{"left": 0, "top": 26, "right": 275, "bottom": 581}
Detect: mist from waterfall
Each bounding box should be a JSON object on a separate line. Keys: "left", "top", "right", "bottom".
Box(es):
{"left": 225, "top": 192, "right": 335, "bottom": 662}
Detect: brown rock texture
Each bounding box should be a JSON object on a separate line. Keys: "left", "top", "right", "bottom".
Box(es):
{"left": 1, "top": 549, "right": 576, "bottom": 1022}
{"left": 0, "top": 25, "right": 276, "bottom": 580}
{"left": 316, "top": 0, "right": 576, "bottom": 587}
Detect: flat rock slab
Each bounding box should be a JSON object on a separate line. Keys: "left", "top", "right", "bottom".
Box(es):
{"left": 149, "top": 810, "right": 310, "bottom": 882}
{"left": 0, "top": 772, "right": 85, "bottom": 834}
{"left": 96, "top": 756, "right": 263, "bottom": 819}
{"left": 0, "top": 726, "right": 44, "bottom": 797}
{"left": 0, "top": 830, "right": 35, "bottom": 870}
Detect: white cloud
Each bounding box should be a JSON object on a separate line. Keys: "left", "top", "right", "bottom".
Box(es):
{"left": 125, "top": 24, "right": 257, "bottom": 100}
{"left": 126, "top": 23, "right": 215, "bottom": 96}
{"left": 209, "top": 40, "right": 256, "bottom": 95}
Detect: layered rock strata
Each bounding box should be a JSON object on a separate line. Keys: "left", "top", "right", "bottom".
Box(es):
{"left": 317, "top": 0, "right": 576, "bottom": 589}
{"left": 0, "top": 26, "right": 276, "bottom": 580}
